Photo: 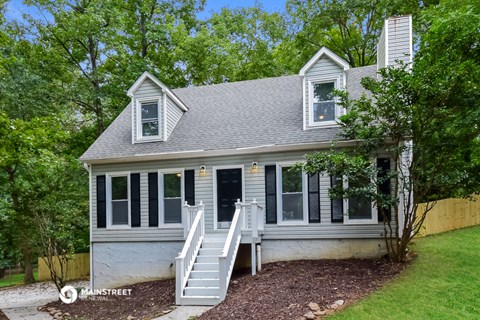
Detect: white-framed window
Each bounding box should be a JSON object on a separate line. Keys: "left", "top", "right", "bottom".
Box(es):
{"left": 276, "top": 163, "right": 308, "bottom": 225}
{"left": 309, "top": 77, "right": 340, "bottom": 126}
{"left": 159, "top": 169, "right": 184, "bottom": 225}
{"left": 106, "top": 172, "right": 130, "bottom": 229}
{"left": 136, "top": 97, "right": 162, "bottom": 141}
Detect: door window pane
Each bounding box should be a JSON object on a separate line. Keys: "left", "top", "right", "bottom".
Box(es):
{"left": 281, "top": 167, "right": 303, "bottom": 221}
{"left": 163, "top": 173, "right": 181, "bottom": 223}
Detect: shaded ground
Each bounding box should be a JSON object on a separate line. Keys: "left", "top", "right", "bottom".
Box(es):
{"left": 45, "top": 279, "right": 176, "bottom": 320}
{"left": 42, "top": 258, "right": 407, "bottom": 320}
{"left": 199, "top": 259, "right": 407, "bottom": 320}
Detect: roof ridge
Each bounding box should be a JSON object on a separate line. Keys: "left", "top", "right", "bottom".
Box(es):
{"left": 172, "top": 74, "right": 299, "bottom": 92}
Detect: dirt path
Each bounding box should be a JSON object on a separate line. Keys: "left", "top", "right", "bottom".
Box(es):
{"left": 0, "top": 281, "right": 88, "bottom": 320}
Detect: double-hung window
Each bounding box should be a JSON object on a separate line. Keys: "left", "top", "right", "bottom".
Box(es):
{"left": 160, "top": 170, "right": 184, "bottom": 224}
{"left": 277, "top": 164, "right": 308, "bottom": 225}
{"left": 310, "top": 79, "right": 338, "bottom": 125}
{"left": 141, "top": 101, "right": 159, "bottom": 137}
{"left": 107, "top": 173, "right": 130, "bottom": 228}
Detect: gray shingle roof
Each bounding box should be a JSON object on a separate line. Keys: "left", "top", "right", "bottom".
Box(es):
{"left": 80, "top": 65, "right": 377, "bottom": 163}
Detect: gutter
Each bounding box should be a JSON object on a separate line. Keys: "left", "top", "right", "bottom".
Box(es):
{"left": 80, "top": 140, "right": 357, "bottom": 165}
{"left": 83, "top": 163, "right": 94, "bottom": 290}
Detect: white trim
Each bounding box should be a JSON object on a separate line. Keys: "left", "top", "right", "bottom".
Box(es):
{"left": 81, "top": 140, "right": 360, "bottom": 165}
{"left": 130, "top": 100, "right": 134, "bottom": 145}
{"left": 127, "top": 71, "right": 188, "bottom": 111}
{"left": 299, "top": 47, "right": 350, "bottom": 76}
{"left": 302, "top": 76, "right": 306, "bottom": 131}
{"left": 385, "top": 18, "right": 389, "bottom": 66}
{"left": 84, "top": 163, "right": 93, "bottom": 289}
{"left": 163, "top": 91, "right": 167, "bottom": 141}
{"left": 212, "top": 165, "right": 245, "bottom": 230}
{"left": 307, "top": 76, "right": 341, "bottom": 127}
{"left": 106, "top": 171, "right": 131, "bottom": 229}
{"left": 408, "top": 15, "right": 413, "bottom": 63}
{"left": 135, "top": 96, "right": 163, "bottom": 142}
{"left": 276, "top": 162, "right": 308, "bottom": 226}
{"left": 158, "top": 168, "right": 185, "bottom": 227}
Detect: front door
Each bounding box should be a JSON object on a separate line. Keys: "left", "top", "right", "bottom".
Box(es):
{"left": 216, "top": 168, "right": 242, "bottom": 228}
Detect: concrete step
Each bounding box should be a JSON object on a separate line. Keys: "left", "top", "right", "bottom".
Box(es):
{"left": 193, "top": 262, "right": 219, "bottom": 271}
{"left": 196, "top": 255, "right": 219, "bottom": 264}
{"left": 187, "top": 278, "right": 219, "bottom": 287}
{"left": 189, "top": 270, "right": 219, "bottom": 279}
{"left": 184, "top": 286, "right": 220, "bottom": 296}
{"left": 179, "top": 296, "right": 220, "bottom": 306}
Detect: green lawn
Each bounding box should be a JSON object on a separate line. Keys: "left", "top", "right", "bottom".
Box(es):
{"left": 330, "top": 226, "right": 480, "bottom": 320}
{"left": 0, "top": 271, "right": 38, "bottom": 288}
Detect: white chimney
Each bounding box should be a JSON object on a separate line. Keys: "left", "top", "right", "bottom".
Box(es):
{"left": 377, "top": 15, "right": 413, "bottom": 70}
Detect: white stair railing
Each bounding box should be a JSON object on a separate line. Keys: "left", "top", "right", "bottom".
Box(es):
{"left": 175, "top": 201, "right": 205, "bottom": 305}
{"left": 218, "top": 200, "right": 244, "bottom": 300}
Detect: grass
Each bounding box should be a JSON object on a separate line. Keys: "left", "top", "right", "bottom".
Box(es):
{"left": 330, "top": 226, "right": 480, "bottom": 320}
{"left": 0, "top": 271, "right": 38, "bottom": 288}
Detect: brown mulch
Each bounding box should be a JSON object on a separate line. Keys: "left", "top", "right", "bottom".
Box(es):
{"left": 0, "top": 310, "right": 8, "bottom": 320}
{"left": 42, "top": 258, "right": 407, "bottom": 320}
{"left": 43, "top": 279, "right": 175, "bottom": 320}
{"left": 199, "top": 259, "right": 408, "bottom": 320}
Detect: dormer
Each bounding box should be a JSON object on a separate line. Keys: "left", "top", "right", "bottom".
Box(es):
{"left": 127, "top": 71, "right": 188, "bottom": 144}
{"left": 299, "top": 47, "right": 350, "bottom": 130}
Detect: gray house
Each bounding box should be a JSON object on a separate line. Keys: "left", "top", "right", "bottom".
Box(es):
{"left": 81, "top": 15, "right": 412, "bottom": 305}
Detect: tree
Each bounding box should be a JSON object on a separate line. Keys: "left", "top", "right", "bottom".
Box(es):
{"left": 281, "top": 0, "right": 438, "bottom": 71}
{"left": 296, "top": 0, "right": 480, "bottom": 262}
{"left": 175, "top": 5, "right": 288, "bottom": 85}
{"left": 0, "top": 113, "right": 88, "bottom": 283}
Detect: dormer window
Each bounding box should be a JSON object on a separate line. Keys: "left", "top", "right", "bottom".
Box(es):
{"left": 141, "top": 101, "right": 160, "bottom": 137}
{"left": 309, "top": 79, "right": 338, "bottom": 126}
{"left": 135, "top": 96, "right": 163, "bottom": 141}
{"left": 313, "top": 82, "right": 335, "bottom": 122}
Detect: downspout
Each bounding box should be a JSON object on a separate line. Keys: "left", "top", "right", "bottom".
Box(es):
{"left": 83, "top": 162, "right": 94, "bottom": 290}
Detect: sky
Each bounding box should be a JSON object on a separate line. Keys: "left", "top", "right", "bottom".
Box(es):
{"left": 5, "top": 0, "right": 287, "bottom": 22}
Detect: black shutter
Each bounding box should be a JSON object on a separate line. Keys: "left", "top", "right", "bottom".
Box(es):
{"left": 377, "top": 158, "right": 391, "bottom": 222}
{"left": 331, "top": 176, "right": 344, "bottom": 223}
{"left": 148, "top": 172, "right": 159, "bottom": 227}
{"left": 265, "top": 165, "right": 277, "bottom": 224}
{"left": 184, "top": 170, "right": 195, "bottom": 206}
{"left": 308, "top": 173, "right": 321, "bottom": 223}
{"left": 131, "top": 173, "right": 141, "bottom": 227}
{"left": 96, "top": 175, "right": 106, "bottom": 228}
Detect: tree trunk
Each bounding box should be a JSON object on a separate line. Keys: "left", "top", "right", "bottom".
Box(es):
{"left": 22, "top": 244, "right": 34, "bottom": 283}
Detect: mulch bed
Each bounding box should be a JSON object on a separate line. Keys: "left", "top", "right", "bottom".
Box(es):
{"left": 42, "top": 258, "right": 408, "bottom": 320}
{"left": 43, "top": 279, "right": 175, "bottom": 320}
{"left": 199, "top": 259, "right": 408, "bottom": 320}
{"left": 0, "top": 310, "right": 8, "bottom": 320}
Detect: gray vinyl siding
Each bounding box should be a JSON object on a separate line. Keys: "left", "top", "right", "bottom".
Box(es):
{"left": 91, "top": 150, "right": 385, "bottom": 243}
{"left": 304, "top": 56, "right": 345, "bottom": 129}
{"left": 166, "top": 97, "right": 184, "bottom": 138}
{"left": 387, "top": 16, "right": 412, "bottom": 66}
{"left": 377, "top": 25, "right": 386, "bottom": 70}
{"left": 132, "top": 78, "right": 164, "bottom": 142}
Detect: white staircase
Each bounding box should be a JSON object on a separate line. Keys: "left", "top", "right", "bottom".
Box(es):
{"left": 181, "top": 232, "right": 227, "bottom": 305}
{"left": 176, "top": 200, "right": 264, "bottom": 306}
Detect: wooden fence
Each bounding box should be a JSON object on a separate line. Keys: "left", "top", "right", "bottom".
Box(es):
{"left": 417, "top": 195, "right": 480, "bottom": 237}
{"left": 38, "top": 253, "right": 89, "bottom": 281}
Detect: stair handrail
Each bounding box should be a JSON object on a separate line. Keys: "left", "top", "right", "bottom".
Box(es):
{"left": 218, "top": 199, "right": 244, "bottom": 300}
{"left": 175, "top": 201, "right": 205, "bottom": 305}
